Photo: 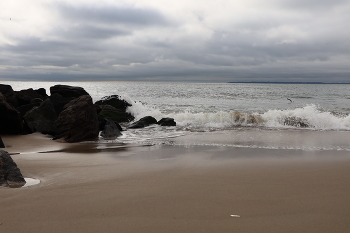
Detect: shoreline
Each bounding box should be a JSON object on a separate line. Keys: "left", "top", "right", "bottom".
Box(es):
{"left": 1, "top": 133, "right": 350, "bottom": 232}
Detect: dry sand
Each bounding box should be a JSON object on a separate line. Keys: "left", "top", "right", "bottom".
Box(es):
{"left": 1, "top": 133, "right": 350, "bottom": 233}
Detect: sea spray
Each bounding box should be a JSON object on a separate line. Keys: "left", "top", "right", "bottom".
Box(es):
{"left": 262, "top": 104, "right": 350, "bottom": 130}
{"left": 124, "top": 97, "right": 350, "bottom": 131}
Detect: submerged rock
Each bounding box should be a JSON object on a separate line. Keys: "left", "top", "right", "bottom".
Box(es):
{"left": 0, "top": 150, "right": 26, "bottom": 188}
{"left": 100, "top": 119, "right": 122, "bottom": 139}
{"left": 157, "top": 118, "right": 176, "bottom": 126}
{"left": 284, "top": 117, "right": 309, "bottom": 128}
{"left": 54, "top": 95, "right": 99, "bottom": 142}
{"left": 129, "top": 116, "right": 157, "bottom": 129}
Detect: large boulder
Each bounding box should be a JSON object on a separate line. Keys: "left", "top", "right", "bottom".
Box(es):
{"left": 0, "top": 93, "right": 22, "bottom": 134}
{"left": 16, "top": 99, "right": 43, "bottom": 117}
{"left": 24, "top": 99, "right": 57, "bottom": 135}
{"left": 157, "top": 118, "right": 176, "bottom": 126}
{"left": 49, "top": 93, "right": 75, "bottom": 116}
{"left": 50, "top": 85, "right": 89, "bottom": 98}
{"left": 54, "top": 95, "right": 99, "bottom": 142}
{"left": 0, "top": 150, "right": 26, "bottom": 188}
{"left": 98, "top": 105, "right": 134, "bottom": 123}
{"left": 14, "top": 88, "right": 43, "bottom": 106}
{"left": 0, "top": 84, "right": 19, "bottom": 107}
{"left": 129, "top": 116, "right": 157, "bottom": 129}
{"left": 95, "top": 95, "right": 131, "bottom": 112}
{"left": 100, "top": 119, "right": 122, "bottom": 139}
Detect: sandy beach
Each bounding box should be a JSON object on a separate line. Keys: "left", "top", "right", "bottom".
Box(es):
{"left": 1, "top": 133, "right": 350, "bottom": 233}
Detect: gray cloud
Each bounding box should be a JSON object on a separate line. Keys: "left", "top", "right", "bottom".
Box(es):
{"left": 1, "top": 1, "right": 350, "bottom": 82}
{"left": 56, "top": 4, "right": 172, "bottom": 27}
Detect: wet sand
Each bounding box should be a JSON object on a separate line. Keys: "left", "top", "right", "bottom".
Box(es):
{"left": 1, "top": 133, "right": 350, "bottom": 233}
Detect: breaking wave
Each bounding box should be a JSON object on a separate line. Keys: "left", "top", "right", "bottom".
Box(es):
{"left": 126, "top": 101, "right": 350, "bottom": 131}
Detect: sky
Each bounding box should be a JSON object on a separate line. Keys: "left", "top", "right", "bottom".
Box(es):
{"left": 1, "top": 0, "right": 350, "bottom": 82}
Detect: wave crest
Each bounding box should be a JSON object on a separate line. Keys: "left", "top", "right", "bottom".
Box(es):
{"left": 125, "top": 97, "right": 350, "bottom": 131}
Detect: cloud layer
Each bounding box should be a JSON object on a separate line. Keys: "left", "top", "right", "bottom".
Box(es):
{"left": 1, "top": 0, "right": 350, "bottom": 82}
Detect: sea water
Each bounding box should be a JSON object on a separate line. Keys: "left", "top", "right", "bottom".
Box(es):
{"left": 2, "top": 81, "right": 350, "bottom": 152}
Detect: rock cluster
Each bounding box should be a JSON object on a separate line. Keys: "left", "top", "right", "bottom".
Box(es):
{"left": 0, "top": 83, "right": 177, "bottom": 188}
{"left": 0, "top": 84, "right": 177, "bottom": 143}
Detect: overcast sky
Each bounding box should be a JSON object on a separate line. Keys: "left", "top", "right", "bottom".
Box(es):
{"left": 1, "top": 0, "right": 350, "bottom": 82}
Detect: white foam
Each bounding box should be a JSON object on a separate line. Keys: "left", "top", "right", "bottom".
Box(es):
{"left": 23, "top": 178, "right": 40, "bottom": 187}
{"left": 262, "top": 104, "right": 350, "bottom": 130}
{"left": 122, "top": 95, "right": 350, "bottom": 131}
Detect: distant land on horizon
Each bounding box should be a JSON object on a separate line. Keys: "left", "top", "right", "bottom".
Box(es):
{"left": 228, "top": 81, "right": 350, "bottom": 84}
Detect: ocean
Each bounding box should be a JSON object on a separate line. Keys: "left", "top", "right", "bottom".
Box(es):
{"left": 2, "top": 81, "right": 350, "bottom": 152}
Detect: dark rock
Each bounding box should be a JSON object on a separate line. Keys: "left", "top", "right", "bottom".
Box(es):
{"left": 284, "top": 117, "right": 309, "bottom": 128}
{"left": 54, "top": 95, "right": 99, "bottom": 142}
{"left": 50, "top": 84, "right": 89, "bottom": 98}
{"left": 16, "top": 100, "right": 43, "bottom": 117}
{"left": 98, "top": 105, "right": 134, "bottom": 123}
{"left": 49, "top": 93, "right": 75, "bottom": 116}
{"left": 17, "top": 104, "right": 36, "bottom": 117}
{"left": 0, "top": 84, "right": 18, "bottom": 107}
{"left": 157, "top": 118, "right": 176, "bottom": 126}
{"left": 129, "top": 116, "right": 157, "bottom": 129}
{"left": 94, "top": 104, "right": 102, "bottom": 115}
{"left": 100, "top": 119, "right": 122, "bottom": 139}
{"left": 0, "top": 136, "right": 4, "bottom": 148}
{"left": 30, "top": 98, "right": 43, "bottom": 105}
{"left": 98, "top": 118, "right": 123, "bottom": 132}
{"left": 0, "top": 150, "right": 26, "bottom": 188}
{"left": 35, "top": 88, "right": 48, "bottom": 98}
{"left": 95, "top": 95, "right": 131, "bottom": 112}
{"left": 24, "top": 99, "right": 57, "bottom": 135}
{"left": 14, "top": 88, "right": 43, "bottom": 106}
{"left": 0, "top": 93, "right": 22, "bottom": 134}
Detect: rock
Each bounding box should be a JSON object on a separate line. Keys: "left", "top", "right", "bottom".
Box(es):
{"left": 0, "top": 136, "right": 4, "bottom": 148}
{"left": 14, "top": 88, "right": 43, "bottom": 106}
{"left": 129, "top": 116, "right": 157, "bottom": 129}
{"left": 0, "top": 150, "right": 26, "bottom": 188}
{"left": 98, "top": 118, "right": 123, "bottom": 132}
{"left": 50, "top": 84, "right": 89, "bottom": 98}
{"left": 95, "top": 95, "right": 131, "bottom": 112}
{"left": 49, "top": 93, "right": 75, "bottom": 116}
{"left": 284, "top": 117, "right": 309, "bottom": 128}
{"left": 35, "top": 88, "right": 48, "bottom": 98}
{"left": 157, "top": 118, "right": 176, "bottom": 126}
{"left": 100, "top": 119, "right": 122, "bottom": 139}
{"left": 24, "top": 99, "right": 57, "bottom": 135}
{"left": 54, "top": 95, "right": 99, "bottom": 142}
{"left": 98, "top": 105, "right": 134, "bottom": 123}
{"left": 0, "top": 93, "right": 22, "bottom": 134}
{"left": 30, "top": 98, "right": 44, "bottom": 105}
{"left": 17, "top": 102, "right": 42, "bottom": 117}
{"left": 0, "top": 84, "right": 18, "bottom": 107}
